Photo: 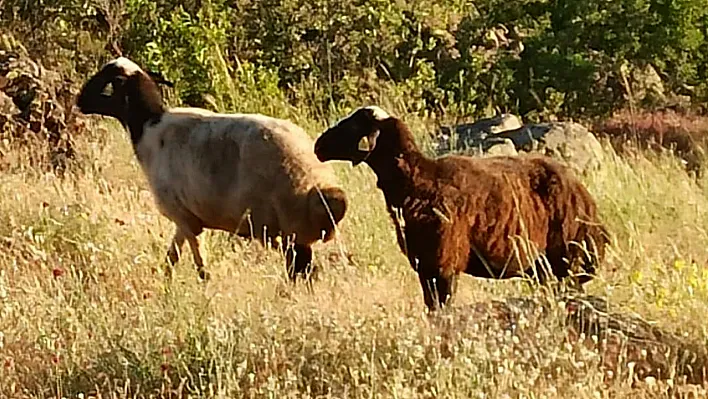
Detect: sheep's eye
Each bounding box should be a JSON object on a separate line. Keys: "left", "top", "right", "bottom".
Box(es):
{"left": 358, "top": 136, "right": 371, "bottom": 151}
{"left": 101, "top": 83, "right": 114, "bottom": 96}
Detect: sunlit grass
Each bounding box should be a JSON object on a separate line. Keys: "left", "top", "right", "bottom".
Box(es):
{"left": 1, "top": 111, "right": 707, "bottom": 398}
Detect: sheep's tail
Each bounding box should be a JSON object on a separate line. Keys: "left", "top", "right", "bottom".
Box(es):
{"left": 308, "top": 186, "right": 348, "bottom": 242}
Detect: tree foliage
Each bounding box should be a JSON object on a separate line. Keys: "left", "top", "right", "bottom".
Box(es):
{"left": 2, "top": 0, "right": 706, "bottom": 120}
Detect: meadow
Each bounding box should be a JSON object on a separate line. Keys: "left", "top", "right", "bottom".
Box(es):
{"left": 1, "top": 105, "right": 708, "bottom": 398}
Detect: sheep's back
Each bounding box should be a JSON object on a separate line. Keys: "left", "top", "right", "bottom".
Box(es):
{"left": 136, "top": 111, "right": 257, "bottom": 230}
{"left": 137, "top": 110, "right": 342, "bottom": 242}
{"left": 410, "top": 154, "right": 600, "bottom": 275}
{"left": 236, "top": 118, "right": 344, "bottom": 242}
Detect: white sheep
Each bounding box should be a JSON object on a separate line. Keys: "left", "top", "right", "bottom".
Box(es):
{"left": 76, "top": 57, "right": 348, "bottom": 281}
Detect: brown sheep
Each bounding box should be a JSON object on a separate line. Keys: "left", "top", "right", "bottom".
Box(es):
{"left": 314, "top": 106, "right": 609, "bottom": 311}
{"left": 76, "top": 57, "right": 348, "bottom": 282}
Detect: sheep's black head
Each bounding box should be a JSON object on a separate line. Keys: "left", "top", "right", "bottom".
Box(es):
{"left": 314, "top": 106, "right": 391, "bottom": 166}
{"left": 77, "top": 57, "right": 169, "bottom": 144}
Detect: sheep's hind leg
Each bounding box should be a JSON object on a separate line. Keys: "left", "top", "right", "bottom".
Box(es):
{"left": 285, "top": 243, "right": 315, "bottom": 286}
{"left": 185, "top": 234, "right": 210, "bottom": 281}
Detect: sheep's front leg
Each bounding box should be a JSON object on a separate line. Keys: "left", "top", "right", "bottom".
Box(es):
{"left": 165, "top": 228, "right": 186, "bottom": 277}
{"left": 164, "top": 224, "right": 209, "bottom": 281}
{"left": 285, "top": 243, "right": 314, "bottom": 283}
{"left": 418, "top": 271, "right": 458, "bottom": 312}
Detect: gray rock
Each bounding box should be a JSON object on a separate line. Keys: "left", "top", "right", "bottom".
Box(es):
{"left": 630, "top": 63, "right": 666, "bottom": 104}
{"left": 484, "top": 138, "right": 518, "bottom": 157}
{"left": 439, "top": 113, "right": 522, "bottom": 149}
{"left": 511, "top": 122, "right": 605, "bottom": 173}
{"left": 438, "top": 116, "right": 605, "bottom": 173}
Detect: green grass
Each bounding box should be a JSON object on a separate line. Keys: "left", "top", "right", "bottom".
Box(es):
{"left": 1, "top": 110, "right": 708, "bottom": 398}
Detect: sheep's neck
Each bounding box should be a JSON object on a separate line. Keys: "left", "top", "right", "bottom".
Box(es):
{"left": 124, "top": 74, "right": 166, "bottom": 146}
{"left": 364, "top": 119, "right": 432, "bottom": 207}
{"left": 126, "top": 109, "right": 163, "bottom": 147}
{"left": 368, "top": 151, "right": 430, "bottom": 208}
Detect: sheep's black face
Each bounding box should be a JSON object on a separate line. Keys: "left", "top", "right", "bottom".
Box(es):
{"left": 315, "top": 107, "right": 387, "bottom": 166}
{"left": 78, "top": 57, "right": 167, "bottom": 145}
{"left": 77, "top": 63, "right": 130, "bottom": 120}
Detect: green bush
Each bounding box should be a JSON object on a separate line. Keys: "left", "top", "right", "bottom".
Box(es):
{"left": 2, "top": 0, "right": 706, "bottom": 120}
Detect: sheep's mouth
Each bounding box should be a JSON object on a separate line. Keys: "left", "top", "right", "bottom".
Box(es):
{"left": 76, "top": 92, "right": 116, "bottom": 116}
{"left": 314, "top": 136, "right": 348, "bottom": 163}
{"left": 313, "top": 144, "right": 328, "bottom": 162}
{"left": 350, "top": 151, "right": 370, "bottom": 166}
{"left": 315, "top": 147, "right": 369, "bottom": 165}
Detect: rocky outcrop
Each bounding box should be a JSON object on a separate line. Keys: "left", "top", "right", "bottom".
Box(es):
{"left": 0, "top": 32, "right": 87, "bottom": 174}
{"left": 436, "top": 114, "right": 605, "bottom": 174}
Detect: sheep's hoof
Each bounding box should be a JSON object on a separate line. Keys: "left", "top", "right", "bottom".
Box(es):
{"left": 307, "top": 264, "right": 320, "bottom": 281}
{"left": 198, "top": 269, "right": 211, "bottom": 281}
{"left": 287, "top": 271, "right": 297, "bottom": 284}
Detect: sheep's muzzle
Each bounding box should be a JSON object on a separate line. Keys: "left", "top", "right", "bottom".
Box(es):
{"left": 314, "top": 128, "right": 370, "bottom": 165}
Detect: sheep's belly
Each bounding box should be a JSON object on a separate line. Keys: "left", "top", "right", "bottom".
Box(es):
{"left": 203, "top": 202, "right": 283, "bottom": 240}
{"left": 149, "top": 174, "right": 289, "bottom": 240}
{"left": 464, "top": 250, "right": 534, "bottom": 279}
{"left": 196, "top": 208, "right": 276, "bottom": 237}
{"left": 152, "top": 191, "right": 243, "bottom": 233}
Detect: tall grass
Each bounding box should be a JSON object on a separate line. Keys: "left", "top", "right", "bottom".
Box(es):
{"left": 0, "top": 120, "right": 706, "bottom": 398}
{"left": 1, "top": 61, "right": 708, "bottom": 397}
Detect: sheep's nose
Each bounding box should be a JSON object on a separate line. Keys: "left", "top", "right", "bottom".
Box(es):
{"left": 314, "top": 140, "right": 324, "bottom": 160}
{"left": 314, "top": 135, "right": 328, "bottom": 159}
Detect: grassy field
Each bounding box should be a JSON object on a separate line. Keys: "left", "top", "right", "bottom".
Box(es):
{"left": 1, "top": 109, "right": 708, "bottom": 398}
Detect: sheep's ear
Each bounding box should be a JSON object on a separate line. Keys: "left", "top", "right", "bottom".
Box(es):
{"left": 113, "top": 75, "right": 127, "bottom": 87}
{"left": 147, "top": 70, "right": 174, "bottom": 87}
{"left": 357, "top": 135, "right": 370, "bottom": 152}
{"left": 358, "top": 129, "right": 380, "bottom": 152}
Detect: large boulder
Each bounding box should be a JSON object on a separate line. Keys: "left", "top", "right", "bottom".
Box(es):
{"left": 628, "top": 63, "right": 666, "bottom": 105}
{"left": 502, "top": 122, "right": 606, "bottom": 173}
{"left": 484, "top": 137, "right": 518, "bottom": 157}
{"left": 437, "top": 114, "right": 605, "bottom": 174}
{"left": 437, "top": 113, "right": 522, "bottom": 153}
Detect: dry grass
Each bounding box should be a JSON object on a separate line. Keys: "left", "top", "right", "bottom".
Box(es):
{"left": 1, "top": 112, "right": 708, "bottom": 398}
